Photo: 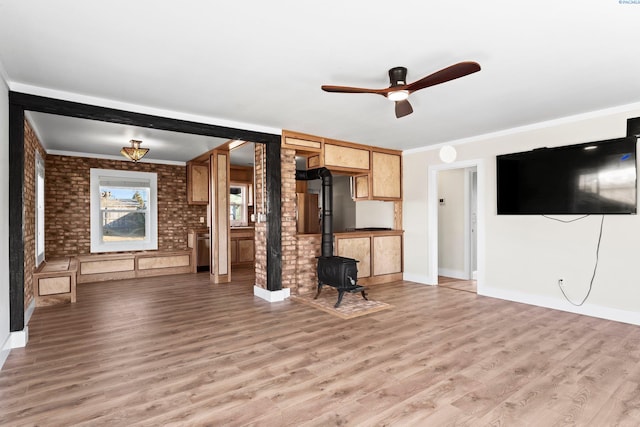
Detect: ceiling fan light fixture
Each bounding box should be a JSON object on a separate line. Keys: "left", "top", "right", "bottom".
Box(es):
{"left": 387, "top": 90, "right": 409, "bottom": 101}
{"left": 121, "top": 139, "right": 149, "bottom": 162}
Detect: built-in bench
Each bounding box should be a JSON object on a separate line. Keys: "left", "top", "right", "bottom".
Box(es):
{"left": 33, "top": 257, "right": 78, "bottom": 307}
{"left": 77, "top": 250, "right": 194, "bottom": 284}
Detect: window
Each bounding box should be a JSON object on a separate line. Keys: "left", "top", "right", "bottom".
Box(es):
{"left": 230, "top": 183, "right": 249, "bottom": 227}
{"left": 90, "top": 169, "right": 158, "bottom": 253}
{"left": 35, "top": 151, "right": 45, "bottom": 267}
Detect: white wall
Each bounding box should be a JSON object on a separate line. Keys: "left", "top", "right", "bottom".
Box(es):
{"left": 0, "top": 66, "right": 10, "bottom": 369}
{"left": 404, "top": 105, "right": 640, "bottom": 324}
{"left": 437, "top": 168, "right": 465, "bottom": 278}
{"left": 355, "top": 200, "right": 394, "bottom": 229}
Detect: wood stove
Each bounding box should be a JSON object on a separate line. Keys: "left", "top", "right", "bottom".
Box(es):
{"left": 296, "top": 167, "right": 368, "bottom": 308}
{"left": 316, "top": 255, "right": 367, "bottom": 308}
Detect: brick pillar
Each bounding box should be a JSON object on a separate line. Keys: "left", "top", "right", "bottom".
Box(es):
{"left": 253, "top": 144, "right": 267, "bottom": 288}
{"left": 280, "top": 147, "right": 297, "bottom": 293}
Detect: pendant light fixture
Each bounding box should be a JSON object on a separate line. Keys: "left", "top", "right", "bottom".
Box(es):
{"left": 121, "top": 139, "right": 149, "bottom": 162}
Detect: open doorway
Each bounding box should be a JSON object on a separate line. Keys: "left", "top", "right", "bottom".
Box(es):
{"left": 427, "top": 159, "right": 484, "bottom": 294}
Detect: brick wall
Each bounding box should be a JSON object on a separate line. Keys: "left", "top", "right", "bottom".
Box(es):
{"left": 253, "top": 144, "right": 266, "bottom": 288}
{"left": 253, "top": 141, "right": 322, "bottom": 295}
{"left": 45, "top": 155, "right": 207, "bottom": 257}
{"left": 296, "top": 234, "right": 321, "bottom": 295}
{"left": 280, "top": 147, "right": 298, "bottom": 292}
{"left": 23, "top": 120, "right": 47, "bottom": 309}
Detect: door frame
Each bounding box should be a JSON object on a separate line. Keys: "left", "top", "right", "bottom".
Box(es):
{"left": 427, "top": 158, "right": 485, "bottom": 293}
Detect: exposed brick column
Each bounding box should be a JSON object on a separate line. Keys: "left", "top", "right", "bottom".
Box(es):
{"left": 280, "top": 147, "right": 297, "bottom": 292}
{"left": 253, "top": 144, "right": 267, "bottom": 288}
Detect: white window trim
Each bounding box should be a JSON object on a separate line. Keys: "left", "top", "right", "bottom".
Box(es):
{"left": 90, "top": 168, "right": 158, "bottom": 253}
{"left": 230, "top": 183, "right": 249, "bottom": 227}
{"left": 35, "top": 151, "right": 45, "bottom": 267}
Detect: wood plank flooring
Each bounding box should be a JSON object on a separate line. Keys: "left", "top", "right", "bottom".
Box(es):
{"left": 2, "top": 267, "right": 640, "bottom": 425}
{"left": 438, "top": 276, "right": 477, "bottom": 294}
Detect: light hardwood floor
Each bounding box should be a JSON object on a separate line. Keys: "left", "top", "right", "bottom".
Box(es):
{"left": 438, "top": 276, "right": 477, "bottom": 294}
{"left": 2, "top": 267, "right": 640, "bottom": 426}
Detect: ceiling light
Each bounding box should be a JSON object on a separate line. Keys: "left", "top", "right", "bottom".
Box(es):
{"left": 439, "top": 145, "right": 457, "bottom": 163}
{"left": 387, "top": 90, "right": 409, "bottom": 101}
{"left": 121, "top": 139, "right": 149, "bottom": 162}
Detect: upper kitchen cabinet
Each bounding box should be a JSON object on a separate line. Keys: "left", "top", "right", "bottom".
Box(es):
{"left": 323, "top": 139, "right": 371, "bottom": 174}
{"left": 283, "top": 129, "right": 402, "bottom": 202}
{"left": 187, "top": 161, "right": 209, "bottom": 205}
{"left": 371, "top": 149, "right": 402, "bottom": 200}
{"left": 282, "top": 130, "right": 323, "bottom": 154}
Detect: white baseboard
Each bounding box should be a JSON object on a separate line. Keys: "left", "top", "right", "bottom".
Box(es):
{"left": 403, "top": 272, "right": 437, "bottom": 285}
{"left": 438, "top": 268, "right": 468, "bottom": 280}
{"left": 253, "top": 286, "right": 290, "bottom": 302}
{"left": 480, "top": 286, "right": 640, "bottom": 326}
{"left": 10, "top": 328, "right": 29, "bottom": 348}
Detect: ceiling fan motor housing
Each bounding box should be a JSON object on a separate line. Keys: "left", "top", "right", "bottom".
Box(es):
{"left": 389, "top": 67, "right": 407, "bottom": 87}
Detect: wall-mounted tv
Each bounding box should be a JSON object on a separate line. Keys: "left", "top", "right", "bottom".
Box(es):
{"left": 497, "top": 137, "right": 637, "bottom": 215}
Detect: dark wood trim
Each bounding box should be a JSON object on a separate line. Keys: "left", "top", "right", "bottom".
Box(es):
{"left": 8, "top": 91, "right": 283, "bottom": 329}
{"left": 265, "top": 142, "right": 282, "bottom": 291}
{"left": 8, "top": 101, "right": 25, "bottom": 332}
{"left": 627, "top": 117, "right": 640, "bottom": 137}
{"left": 9, "top": 92, "right": 280, "bottom": 144}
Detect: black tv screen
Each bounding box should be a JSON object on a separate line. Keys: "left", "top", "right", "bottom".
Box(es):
{"left": 497, "top": 137, "right": 637, "bottom": 215}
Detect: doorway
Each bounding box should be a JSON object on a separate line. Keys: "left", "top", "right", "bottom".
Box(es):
{"left": 427, "top": 159, "right": 484, "bottom": 294}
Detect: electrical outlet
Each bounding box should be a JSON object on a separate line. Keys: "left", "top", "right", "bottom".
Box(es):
{"left": 558, "top": 278, "right": 564, "bottom": 287}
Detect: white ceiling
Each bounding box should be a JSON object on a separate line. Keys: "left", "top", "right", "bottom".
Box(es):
{"left": 2, "top": 1, "right": 640, "bottom": 162}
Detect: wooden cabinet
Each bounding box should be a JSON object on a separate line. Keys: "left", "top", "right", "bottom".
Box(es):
{"left": 371, "top": 150, "right": 402, "bottom": 200}
{"left": 283, "top": 129, "right": 402, "bottom": 202}
{"left": 230, "top": 228, "right": 255, "bottom": 266}
{"left": 334, "top": 230, "right": 403, "bottom": 285}
{"left": 282, "top": 130, "right": 323, "bottom": 154}
{"left": 323, "top": 139, "right": 371, "bottom": 173}
{"left": 372, "top": 234, "right": 402, "bottom": 275}
{"left": 352, "top": 174, "right": 370, "bottom": 201}
{"left": 187, "top": 161, "right": 209, "bottom": 205}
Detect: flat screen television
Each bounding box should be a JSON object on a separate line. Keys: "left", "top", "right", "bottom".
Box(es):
{"left": 497, "top": 137, "right": 637, "bottom": 215}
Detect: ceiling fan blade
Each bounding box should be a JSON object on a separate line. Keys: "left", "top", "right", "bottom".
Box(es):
{"left": 406, "top": 61, "right": 481, "bottom": 93}
{"left": 395, "top": 100, "right": 413, "bottom": 118}
{"left": 321, "top": 85, "right": 388, "bottom": 95}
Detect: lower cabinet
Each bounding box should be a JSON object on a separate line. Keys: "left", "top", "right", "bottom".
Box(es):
{"left": 334, "top": 230, "right": 403, "bottom": 285}
{"left": 230, "top": 228, "right": 255, "bottom": 266}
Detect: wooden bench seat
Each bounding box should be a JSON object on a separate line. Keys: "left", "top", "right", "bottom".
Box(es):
{"left": 33, "top": 257, "right": 78, "bottom": 306}
{"left": 77, "top": 250, "right": 194, "bottom": 284}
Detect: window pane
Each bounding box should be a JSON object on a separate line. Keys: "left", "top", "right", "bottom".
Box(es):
{"left": 100, "top": 187, "right": 149, "bottom": 242}
{"left": 229, "top": 184, "right": 248, "bottom": 226}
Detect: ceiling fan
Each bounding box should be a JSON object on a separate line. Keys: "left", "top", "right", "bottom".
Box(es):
{"left": 321, "top": 61, "right": 481, "bottom": 118}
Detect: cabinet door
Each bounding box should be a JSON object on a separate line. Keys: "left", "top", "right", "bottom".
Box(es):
{"left": 187, "top": 162, "right": 209, "bottom": 205}
{"left": 371, "top": 151, "right": 401, "bottom": 200}
{"left": 323, "top": 141, "right": 370, "bottom": 173}
{"left": 238, "top": 239, "right": 255, "bottom": 263}
{"left": 336, "top": 236, "right": 371, "bottom": 278}
{"left": 352, "top": 175, "right": 370, "bottom": 201}
{"left": 373, "top": 235, "right": 402, "bottom": 275}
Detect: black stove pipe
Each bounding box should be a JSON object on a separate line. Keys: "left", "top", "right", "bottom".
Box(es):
{"left": 295, "top": 167, "right": 333, "bottom": 257}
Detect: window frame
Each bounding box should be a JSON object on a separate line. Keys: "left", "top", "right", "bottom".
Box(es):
{"left": 229, "top": 183, "right": 249, "bottom": 227}
{"left": 35, "top": 150, "right": 45, "bottom": 267}
{"left": 90, "top": 168, "right": 158, "bottom": 253}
